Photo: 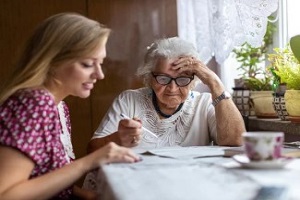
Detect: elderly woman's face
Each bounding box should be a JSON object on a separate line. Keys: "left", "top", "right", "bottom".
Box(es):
{"left": 151, "top": 57, "right": 194, "bottom": 110}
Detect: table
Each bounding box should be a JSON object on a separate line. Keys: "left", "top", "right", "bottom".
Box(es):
{"left": 96, "top": 146, "right": 300, "bottom": 200}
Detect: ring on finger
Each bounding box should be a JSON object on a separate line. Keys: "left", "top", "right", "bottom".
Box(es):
{"left": 131, "top": 136, "right": 137, "bottom": 144}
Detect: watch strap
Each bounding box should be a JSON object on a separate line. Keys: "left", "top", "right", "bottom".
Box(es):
{"left": 212, "top": 91, "right": 231, "bottom": 107}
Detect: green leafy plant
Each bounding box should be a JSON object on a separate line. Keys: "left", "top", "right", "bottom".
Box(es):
{"left": 233, "top": 20, "right": 276, "bottom": 90}
{"left": 233, "top": 42, "right": 265, "bottom": 79}
{"left": 268, "top": 42, "right": 300, "bottom": 90}
{"left": 244, "top": 76, "right": 274, "bottom": 91}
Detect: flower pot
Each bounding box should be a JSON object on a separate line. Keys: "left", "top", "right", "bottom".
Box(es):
{"left": 284, "top": 90, "right": 300, "bottom": 123}
{"left": 250, "top": 91, "right": 278, "bottom": 118}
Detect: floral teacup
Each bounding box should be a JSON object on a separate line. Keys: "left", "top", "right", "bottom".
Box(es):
{"left": 242, "top": 132, "right": 284, "bottom": 162}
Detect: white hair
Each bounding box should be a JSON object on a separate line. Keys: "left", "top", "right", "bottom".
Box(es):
{"left": 136, "top": 37, "right": 200, "bottom": 87}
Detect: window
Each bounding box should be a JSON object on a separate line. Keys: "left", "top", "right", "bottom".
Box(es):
{"left": 279, "top": 0, "right": 300, "bottom": 47}
{"left": 223, "top": 0, "right": 300, "bottom": 92}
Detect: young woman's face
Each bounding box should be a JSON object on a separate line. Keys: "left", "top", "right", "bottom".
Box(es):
{"left": 54, "top": 45, "right": 106, "bottom": 99}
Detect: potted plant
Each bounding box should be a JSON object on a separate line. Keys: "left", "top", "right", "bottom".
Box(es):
{"left": 268, "top": 36, "right": 300, "bottom": 123}
{"left": 245, "top": 73, "right": 278, "bottom": 118}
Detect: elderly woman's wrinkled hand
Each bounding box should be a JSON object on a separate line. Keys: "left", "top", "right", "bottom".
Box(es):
{"left": 117, "top": 118, "right": 142, "bottom": 147}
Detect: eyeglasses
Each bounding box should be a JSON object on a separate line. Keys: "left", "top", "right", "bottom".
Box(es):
{"left": 151, "top": 73, "right": 194, "bottom": 87}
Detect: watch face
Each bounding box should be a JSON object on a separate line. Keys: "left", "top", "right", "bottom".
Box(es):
{"left": 224, "top": 91, "right": 231, "bottom": 98}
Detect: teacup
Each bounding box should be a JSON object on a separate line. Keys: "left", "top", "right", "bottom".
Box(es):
{"left": 242, "top": 132, "right": 284, "bottom": 162}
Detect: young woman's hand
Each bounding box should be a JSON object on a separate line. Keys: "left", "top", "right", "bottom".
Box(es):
{"left": 88, "top": 142, "right": 141, "bottom": 170}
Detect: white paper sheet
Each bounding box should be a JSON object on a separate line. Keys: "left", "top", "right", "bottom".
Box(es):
{"left": 136, "top": 146, "right": 225, "bottom": 159}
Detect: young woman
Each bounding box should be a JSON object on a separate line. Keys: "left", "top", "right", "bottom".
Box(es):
{"left": 0, "top": 13, "right": 142, "bottom": 199}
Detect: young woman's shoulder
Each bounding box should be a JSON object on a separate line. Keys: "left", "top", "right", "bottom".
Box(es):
{"left": 0, "top": 88, "right": 57, "bottom": 121}
{"left": 16, "top": 88, "right": 55, "bottom": 106}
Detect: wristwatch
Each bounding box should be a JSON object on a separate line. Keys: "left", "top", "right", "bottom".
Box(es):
{"left": 212, "top": 91, "right": 231, "bottom": 106}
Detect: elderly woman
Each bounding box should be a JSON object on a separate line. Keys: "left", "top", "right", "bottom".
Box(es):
{"left": 88, "top": 37, "right": 245, "bottom": 151}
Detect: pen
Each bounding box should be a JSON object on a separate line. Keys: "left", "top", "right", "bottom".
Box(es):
{"left": 120, "top": 113, "right": 158, "bottom": 138}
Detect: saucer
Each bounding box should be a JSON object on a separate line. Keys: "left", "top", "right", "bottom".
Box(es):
{"left": 233, "top": 154, "right": 293, "bottom": 169}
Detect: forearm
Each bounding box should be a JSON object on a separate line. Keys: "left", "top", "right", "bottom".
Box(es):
{"left": 88, "top": 132, "right": 121, "bottom": 153}
{"left": 206, "top": 78, "right": 244, "bottom": 146}
{"left": 214, "top": 99, "right": 245, "bottom": 146}
{"left": 0, "top": 157, "right": 89, "bottom": 200}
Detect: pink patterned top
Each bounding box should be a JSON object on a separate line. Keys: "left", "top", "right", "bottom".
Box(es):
{"left": 0, "top": 89, "right": 74, "bottom": 199}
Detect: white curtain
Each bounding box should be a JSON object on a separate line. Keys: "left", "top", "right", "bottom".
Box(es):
{"left": 177, "top": 0, "right": 279, "bottom": 65}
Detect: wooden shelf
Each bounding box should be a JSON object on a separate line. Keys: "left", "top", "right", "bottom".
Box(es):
{"left": 244, "top": 116, "right": 300, "bottom": 142}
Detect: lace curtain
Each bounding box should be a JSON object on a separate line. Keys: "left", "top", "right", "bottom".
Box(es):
{"left": 177, "top": 0, "right": 279, "bottom": 65}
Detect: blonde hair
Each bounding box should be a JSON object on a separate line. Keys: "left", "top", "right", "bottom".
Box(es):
{"left": 0, "top": 12, "right": 111, "bottom": 104}
{"left": 136, "top": 37, "right": 200, "bottom": 87}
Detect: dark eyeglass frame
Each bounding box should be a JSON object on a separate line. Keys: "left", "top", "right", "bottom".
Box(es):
{"left": 151, "top": 72, "right": 194, "bottom": 87}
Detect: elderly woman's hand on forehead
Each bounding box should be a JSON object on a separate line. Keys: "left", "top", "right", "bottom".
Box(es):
{"left": 172, "top": 56, "right": 222, "bottom": 88}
